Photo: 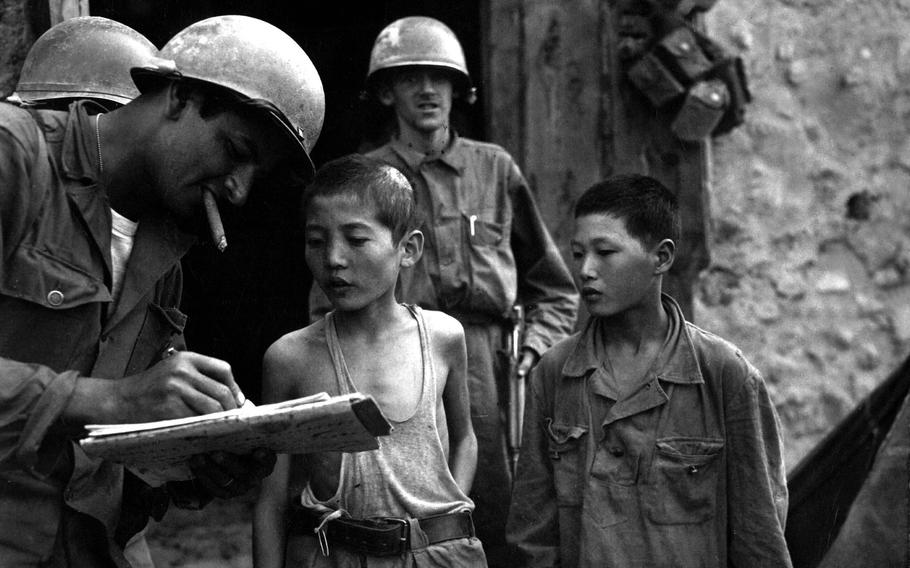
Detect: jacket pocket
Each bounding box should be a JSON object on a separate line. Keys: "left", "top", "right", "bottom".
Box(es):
{"left": 124, "top": 303, "right": 188, "bottom": 375}
{"left": 646, "top": 437, "right": 723, "bottom": 524}
{"left": 0, "top": 247, "right": 110, "bottom": 371}
{"left": 546, "top": 419, "right": 588, "bottom": 507}
{"left": 1, "top": 246, "right": 111, "bottom": 308}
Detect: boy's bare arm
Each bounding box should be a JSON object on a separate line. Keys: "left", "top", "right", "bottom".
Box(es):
{"left": 253, "top": 334, "right": 323, "bottom": 568}
{"left": 436, "top": 315, "right": 477, "bottom": 493}
{"left": 253, "top": 452, "right": 291, "bottom": 568}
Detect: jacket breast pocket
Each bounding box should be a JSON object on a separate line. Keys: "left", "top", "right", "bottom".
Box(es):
{"left": 464, "top": 213, "right": 505, "bottom": 248}
{"left": 462, "top": 214, "right": 515, "bottom": 314}
{"left": 646, "top": 437, "right": 724, "bottom": 524}
{"left": 124, "top": 303, "right": 188, "bottom": 375}
{"left": 546, "top": 419, "right": 588, "bottom": 507}
{"left": 0, "top": 246, "right": 111, "bottom": 371}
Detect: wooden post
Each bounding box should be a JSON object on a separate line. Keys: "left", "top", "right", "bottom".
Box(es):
{"left": 48, "top": 0, "right": 89, "bottom": 26}
{"left": 484, "top": 0, "right": 712, "bottom": 320}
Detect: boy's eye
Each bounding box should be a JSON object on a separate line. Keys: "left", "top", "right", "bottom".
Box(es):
{"left": 571, "top": 250, "right": 584, "bottom": 260}
{"left": 348, "top": 236, "right": 369, "bottom": 246}
{"left": 597, "top": 249, "right": 615, "bottom": 257}
{"left": 305, "top": 236, "right": 325, "bottom": 247}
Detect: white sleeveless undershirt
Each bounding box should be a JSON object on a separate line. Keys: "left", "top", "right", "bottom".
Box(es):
{"left": 300, "top": 305, "right": 474, "bottom": 520}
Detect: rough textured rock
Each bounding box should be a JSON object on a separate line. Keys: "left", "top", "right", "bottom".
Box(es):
{"left": 703, "top": 0, "right": 910, "bottom": 468}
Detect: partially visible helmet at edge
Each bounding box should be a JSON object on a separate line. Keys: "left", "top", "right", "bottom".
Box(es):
{"left": 10, "top": 16, "right": 157, "bottom": 107}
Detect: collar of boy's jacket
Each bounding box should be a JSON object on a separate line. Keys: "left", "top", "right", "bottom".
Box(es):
{"left": 561, "top": 294, "right": 703, "bottom": 386}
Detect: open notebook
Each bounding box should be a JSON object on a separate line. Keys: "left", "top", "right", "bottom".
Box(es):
{"left": 79, "top": 392, "right": 390, "bottom": 485}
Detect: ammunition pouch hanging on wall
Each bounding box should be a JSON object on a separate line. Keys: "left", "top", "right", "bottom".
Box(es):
{"left": 626, "top": 22, "right": 751, "bottom": 140}
{"left": 670, "top": 79, "right": 728, "bottom": 140}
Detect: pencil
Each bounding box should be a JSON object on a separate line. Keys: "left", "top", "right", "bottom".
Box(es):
{"left": 202, "top": 189, "right": 227, "bottom": 252}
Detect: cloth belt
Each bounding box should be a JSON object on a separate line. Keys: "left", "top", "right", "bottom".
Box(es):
{"left": 289, "top": 506, "right": 475, "bottom": 557}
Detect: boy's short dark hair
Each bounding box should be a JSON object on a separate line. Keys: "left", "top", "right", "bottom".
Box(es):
{"left": 302, "top": 154, "right": 419, "bottom": 242}
{"left": 574, "top": 174, "right": 681, "bottom": 246}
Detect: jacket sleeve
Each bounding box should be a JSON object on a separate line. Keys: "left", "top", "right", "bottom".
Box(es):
{"left": 725, "top": 366, "right": 793, "bottom": 567}
{"left": 0, "top": 110, "right": 46, "bottom": 268}
{"left": 508, "top": 163, "right": 579, "bottom": 356}
{"left": 0, "top": 115, "right": 81, "bottom": 475}
{"left": 506, "top": 363, "right": 561, "bottom": 567}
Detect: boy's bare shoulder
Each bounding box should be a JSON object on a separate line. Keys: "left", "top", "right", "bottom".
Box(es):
{"left": 265, "top": 319, "right": 329, "bottom": 361}
{"left": 417, "top": 308, "right": 465, "bottom": 344}
{"left": 263, "top": 319, "right": 336, "bottom": 395}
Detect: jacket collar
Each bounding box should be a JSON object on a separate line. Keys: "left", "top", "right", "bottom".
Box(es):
{"left": 59, "top": 100, "right": 106, "bottom": 183}
{"left": 387, "top": 133, "right": 467, "bottom": 175}
{"left": 561, "top": 294, "right": 703, "bottom": 386}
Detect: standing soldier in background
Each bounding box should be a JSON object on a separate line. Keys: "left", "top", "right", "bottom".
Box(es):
{"left": 0, "top": 15, "right": 324, "bottom": 567}
{"left": 311, "top": 16, "right": 579, "bottom": 565}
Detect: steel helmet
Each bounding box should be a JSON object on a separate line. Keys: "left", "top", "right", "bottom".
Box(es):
{"left": 132, "top": 15, "right": 325, "bottom": 179}
{"left": 10, "top": 16, "right": 156, "bottom": 106}
{"left": 367, "top": 16, "right": 476, "bottom": 103}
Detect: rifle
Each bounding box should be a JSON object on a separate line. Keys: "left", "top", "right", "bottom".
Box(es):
{"left": 506, "top": 305, "right": 525, "bottom": 477}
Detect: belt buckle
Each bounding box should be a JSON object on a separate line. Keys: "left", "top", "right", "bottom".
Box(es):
{"left": 376, "top": 517, "right": 409, "bottom": 556}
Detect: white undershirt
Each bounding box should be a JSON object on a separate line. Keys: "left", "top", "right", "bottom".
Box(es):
{"left": 110, "top": 208, "right": 138, "bottom": 302}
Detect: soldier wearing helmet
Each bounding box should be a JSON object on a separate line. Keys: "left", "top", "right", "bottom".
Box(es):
{"left": 7, "top": 16, "right": 157, "bottom": 110}
{"left": 0, "top": 15, "right": 324, "bottom": 566}
{"left": 309, "top": 16, "right": 579, "bottom": 566}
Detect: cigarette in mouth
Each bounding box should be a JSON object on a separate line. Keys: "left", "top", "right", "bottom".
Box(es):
{"left": 202, "top": 189, "right": 227, "bottom": 252}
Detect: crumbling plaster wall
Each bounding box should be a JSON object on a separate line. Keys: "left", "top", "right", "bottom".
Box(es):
{"left": 702, "top": 0, "right": 910, "bottom": 467}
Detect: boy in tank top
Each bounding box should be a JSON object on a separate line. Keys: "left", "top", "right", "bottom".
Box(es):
{"left": 254, "top": 154, "right": 486, "bottom": 567}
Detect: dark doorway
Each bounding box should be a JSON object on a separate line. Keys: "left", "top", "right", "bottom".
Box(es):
{"left": 89, "top": 1, "right": 484, "bottom": 400}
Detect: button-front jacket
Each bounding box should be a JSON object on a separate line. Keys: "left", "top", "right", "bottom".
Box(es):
{"left": 507, "top": 295, "right": 791, "bottom": 567}
{"left": 0, "top": 101, "right": 193, "bottom": 565}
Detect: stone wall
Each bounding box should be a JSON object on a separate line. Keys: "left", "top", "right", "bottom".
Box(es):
{"left": 703, "top": 0, "right": 910, "bottom": 467}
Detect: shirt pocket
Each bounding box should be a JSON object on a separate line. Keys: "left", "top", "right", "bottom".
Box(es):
{"left": 646, "top": 437, "right": 724, "bottom": 525}
{"left": 461, "top": 213, "right": 515, "bottom": 315}
{"left": 545, "top": 419, "right": 588, "bottom": 507}
{"left": 463, "top": 212, "right": 505, "bottom": 247}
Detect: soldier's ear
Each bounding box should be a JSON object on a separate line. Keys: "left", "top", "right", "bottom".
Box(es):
{"left": 165, "top": 81, "right": 200, "bottom": 120}
{"left": 377, "top": 85, "right": 396, "bottom": 107}
{"left": 654, "top": 238, "right": 675, "bottom": 275}
{"left": 400, "top": 229, "right": 424, "bottom": 268}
